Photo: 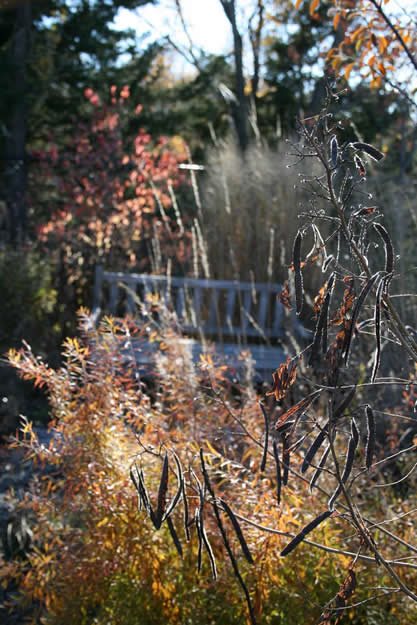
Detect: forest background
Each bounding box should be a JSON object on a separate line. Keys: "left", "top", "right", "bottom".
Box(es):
{"left": 0, "top": 1, "right": 417, "bottom": 624}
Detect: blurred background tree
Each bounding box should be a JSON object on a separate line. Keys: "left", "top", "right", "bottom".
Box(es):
{"left": 0, "top": 0, "right": 416, "bottom": 420}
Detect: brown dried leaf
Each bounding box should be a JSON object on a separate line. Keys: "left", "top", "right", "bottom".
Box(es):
{"left": 331, "top": 277, "right": 355, "bottom": 326}
{"left": 318, "top": 566, "right": 357, "bottom": 624}
{"left": 275, "top": 390, "right": 321, "bottom": 431}
{"left": 278, "top": 280, "right": 292, "bottom": 310}
{"left": 336, "top": 567, "right": 357, "bottom": 604}
{"left": 314, "top": 283, "right": 327, "bottom": 316}
{"left": 266, "top": 357, "right": 297, "bottom": 402}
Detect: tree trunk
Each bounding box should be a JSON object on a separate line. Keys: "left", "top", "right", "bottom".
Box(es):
{"left": 4, "top": 1, "right": 31, "bottom": 245}
{"left": 220, "top": 0, "right": 249, "bottom": 152}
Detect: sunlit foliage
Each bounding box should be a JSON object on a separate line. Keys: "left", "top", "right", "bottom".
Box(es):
{"left": 4, "top": 310, "right": 416, "bottom": 624}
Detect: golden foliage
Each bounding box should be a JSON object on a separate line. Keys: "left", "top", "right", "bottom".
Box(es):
{"left": 4, "top": 311, "right": 417, "bottom": 624}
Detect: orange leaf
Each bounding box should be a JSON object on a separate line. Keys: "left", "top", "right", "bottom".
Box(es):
{"left": 295, "top": 0, "right": 304, "bottom": 9}
{"left": 309, "top": 0, "right": 320, "bottom": 16}
{"left": 344, "top": 62, "right": 355, "bottom": 80}
{"left": 379, "top": 36, "right": 388, "bottom": 54}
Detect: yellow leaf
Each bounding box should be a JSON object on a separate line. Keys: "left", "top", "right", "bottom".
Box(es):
{"left": 97, "top": 517, "right": 109, "bottom": 528}
{"left": 355, "top": 38, "right": 364, "bottom": 52}
{"left": 331, "top": 56, "right": 343, "bottom": 71}
{"left": 205, "top": 440, "right": 220, "bottom": 457}
{"left": 333, "top": 13, "right": 340, "bottom": 31}
{"left": 351, "top": 25, "right": 365, "bottom": 42}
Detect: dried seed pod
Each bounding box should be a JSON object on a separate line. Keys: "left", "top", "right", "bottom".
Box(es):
{"left": 365, "top": 405, "right": 376, "bottom": 470}
{"left": 167, "top": 516, "right": 183, "bottom": 557}
{"left": 135, "top": 468, "right": 149, "bottom": 508}
{"left": 155, "top": 453, "right": 169, "bottom": 529}
{"left": 130, "top": 465, "right": 140, "bottom": 492}
{"left": 136, "top": 467, "right": 158, "bottom": 528}
{"left": 130, "top": 465, "right": 142, "bottom": 510}
{"left": 200, "top": 450, "right": 256, "bottom": 625}
{"left": 322, "top": 254, "right": 334, "bottom": 273}
{"left": 341, "top": 174, "right": 354, "bottom": 204}
{"left": 282, "top": 433, "right": 291, "bottom": 486}
{"left": 343, "top": 272, "right": 381, "bottom": 365}
{"left": 220, "top": 499, "right": 254, "bottom": 564}
{"left": 351, "top": 141, "right": 385, "bottom": 162}
{"left": 309, "top": 444, "right": 331, "bottom": 492}
{"left": 275, "top": 419, "right": 295, "bottom": 434}
{"left": 374, "top": 223, "right": 394, "bottom": 274}
{"left": 353, "top": 206, "right": 377, "bottom": 217}
{"left": 328, "top": 419, "right": 359, "bottom": 510}
{"left": 330, "top": 135, "right": 339, "bottom": 168}
{"left": 182, "top": 480, "right": 191, "bottom": 541}
{"left": 301, "top": 424, "right": 329, "bottom": 473}
{"left": 200, "top": 519, "right": 217, "bottom": 580}
{"left": 194, "top": 467, "right": 217, "bottom": 579}
{"left": 259, "top": 402, "right": 269, "bottom": 472}
{"left": 273, "top": 439, "right": 282, "bottom": 505}
{"left": 163, "top": 452, "right": 184, "bottom": 521}
{"left": 371, "top": 279, "right": 384, "bottom": 382}
{"left": 195, "top": 508, "right": 203, "bottom": 573}
{"left": 280, "top": 510, "right": 332, "bottom": 556}
{"left": 293, "top": 231, "right": 304, "bottom": 315}
{"left": 354, "top": 154, "right": 366, "bottom": 177}
{"left": 333, "top": 386, "right": 356, "bottom": 421}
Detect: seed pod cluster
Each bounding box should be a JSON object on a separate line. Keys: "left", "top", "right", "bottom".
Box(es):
{"left": 199, "top": 449, "right": 256, "bottom": 625}
{"left": 130, "top": 453, "right": 187, "bottom": 554}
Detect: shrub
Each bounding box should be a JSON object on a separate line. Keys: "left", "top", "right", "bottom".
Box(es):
{"left": 0, "top": 246, "right": 57, "bottom": 353}
{"left": 29, "top": 88, "right": 191, "bottom": 332}
{"left": 4, "top": 309, "right": 417, "bottom": 625}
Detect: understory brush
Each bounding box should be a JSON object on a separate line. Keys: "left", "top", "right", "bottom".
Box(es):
{"left": 3, "top": 311, "right": 416, "bottom": 625}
